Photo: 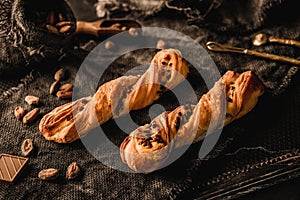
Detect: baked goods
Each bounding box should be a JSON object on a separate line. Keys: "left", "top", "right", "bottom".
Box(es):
{"left": 120, "top": 70, "right": 265, "bottom": 173}
{"left": 39, "top": 49, "right": 189, "bottom": 143}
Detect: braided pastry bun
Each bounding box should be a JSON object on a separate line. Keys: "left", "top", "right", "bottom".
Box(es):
{"left": 39, "top": 49, "right": 189, "bottom": 143}
{"left": 120, "top": 70, "right": 265, "bottom": 173}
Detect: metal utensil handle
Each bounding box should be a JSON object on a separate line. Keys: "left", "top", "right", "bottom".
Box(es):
{"left": 206, "top": 41, "right": 245, "bottom": 53}
{"left": 245, "top": 49, "right": 300, "bottom": 66}
{"left": 269, "top": 37, "right": 300, "bottom": 47}
{"left": 206, "top": 41, "right": 300, "bottom": 66}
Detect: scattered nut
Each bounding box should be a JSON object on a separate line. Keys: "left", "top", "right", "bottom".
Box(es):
{"left": 49, "top": 81, "right": 60, "bottom": 95}
{"left": 56, "top": 91, "right": 72, "bottom": 99}
{"left": 21, "top": 139, "right": 34, "bottom": 156}
{"left": 22, "top": 108, "right": 40, "bottom": 124}
{"left": 96, "top": 8, "right": 106, "bottom": 18}
{"left": 59, "top": 25, "right": 72, "bottom": 33}
{"left": 56, "top": 21, "right": 71, "bottom": 28}
{"left": 121, "top": 26, "right": 127, "bottom": 31}
{"left": 25, "top": 95, "right": 39, "bottom": 105}
{"left": 59, "top": 83, "right": 73, "bottom": 92}
{"left": 38, "top": 168, "right": 59, "bottom": 180}
{"left": 105, "top": 41, "right": 115, "bottom": 49}
{"left": 14, "top": 106, "right": 26, "bottom": 120}
{"left": 56, "top": 21, "right": 72, "bottom": 33}
{"left": 128, "top": 27, "right": 138, "bottom": 37}
{"left": 111, "top": 23, "right": 121, "bottom": 29}
{"left": 66, "top": 162, "right": 81, "bottom": 180}
{"left": 46, "top": 24, "right": 59, "bottom": 34}
{"left": 58, "top": 13, "right": 64, "bottom": 21}
{"left": 54, "top": 68, "right": 66, "bottom": 81}
{"left": 156, "top": 39, "right": 166, "bottom": 49}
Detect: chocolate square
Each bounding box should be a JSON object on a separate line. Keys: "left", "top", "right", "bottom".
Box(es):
{"left": 0, "top": 154, "right": 29, "bottom": 183}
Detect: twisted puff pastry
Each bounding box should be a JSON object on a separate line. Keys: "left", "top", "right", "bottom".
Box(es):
{"left": 120, "top": 70, "right": 265, "bottom": 173}
{"left": 39, "top": 49, "right": 189, "bottom": 143}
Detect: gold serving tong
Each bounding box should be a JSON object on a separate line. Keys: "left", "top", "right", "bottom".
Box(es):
{"left": 252, "top": 33, "right": 300, "bottom": 47}
{"left": 206, "top": 41, "right": 300, "bottom": 66}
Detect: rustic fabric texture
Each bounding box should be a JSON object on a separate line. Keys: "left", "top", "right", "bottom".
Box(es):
{"left": 0, "top": 0, "right": 76, "bottom": 75}
{"left": 0, "top": 0, "right": 300, "bottom": 199}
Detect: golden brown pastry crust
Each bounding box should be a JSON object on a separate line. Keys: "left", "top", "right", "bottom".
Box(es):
{"left": 39, "top": 49, "right": 189, "bottom": 143}
{"left": 120, "top": 70, "right": 265, "bottom": 173}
